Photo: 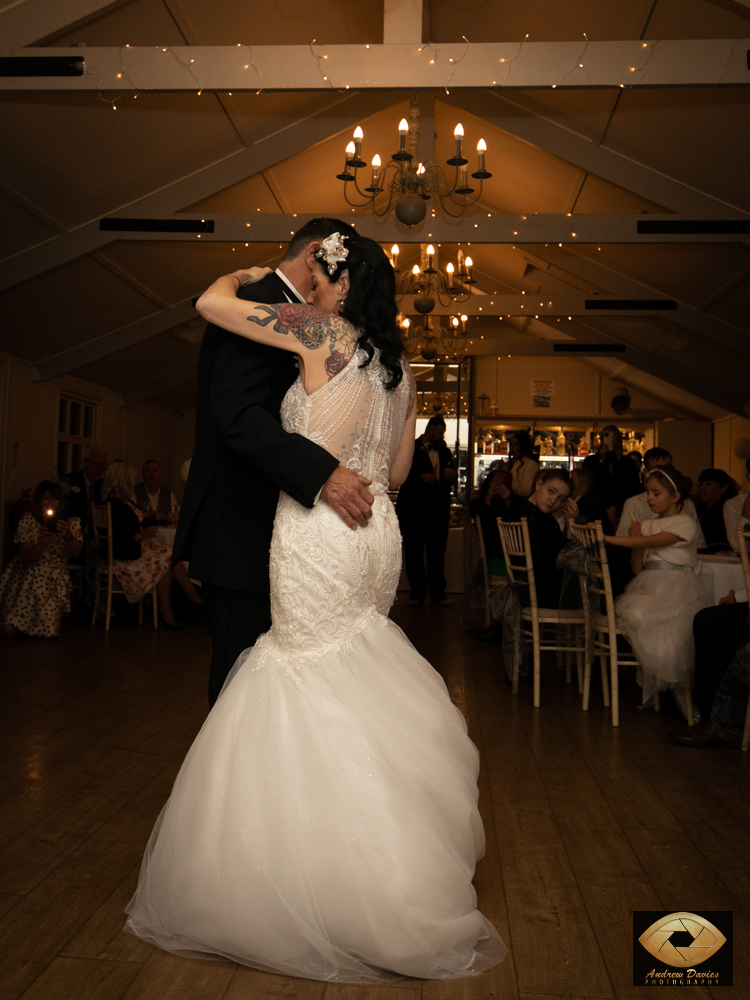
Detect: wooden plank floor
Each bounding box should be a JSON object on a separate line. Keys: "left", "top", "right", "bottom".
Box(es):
{"left": 0, "top": 601, "right": 748, "bottom": 1000}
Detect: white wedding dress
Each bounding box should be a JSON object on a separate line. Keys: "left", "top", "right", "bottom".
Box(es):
{"left": 124, "top": 348, "right": 506, "bottom": 982}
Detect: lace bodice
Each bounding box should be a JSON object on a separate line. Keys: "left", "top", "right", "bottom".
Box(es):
{"left": 281, "top": 348, "right": 413, "bottom": 489}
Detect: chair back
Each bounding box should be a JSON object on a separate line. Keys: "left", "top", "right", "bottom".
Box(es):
{"left": 496, "top": 518, "right": 538, "bottom": 610}
{"left": 567, "top": 520, "right": 615, "bottom": 617}
{"left": 90, "top": 502, "right": 113, "bottom": 567}
{"left": 738, "top": 526, "right": 750, "bottom": 597}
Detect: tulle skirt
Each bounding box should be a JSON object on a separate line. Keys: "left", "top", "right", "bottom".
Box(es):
{"left": 123, "top": 611, "right": 506, "bottom": 982}
{"left": 615, "top": 567, "right": 712, "bottom": 687}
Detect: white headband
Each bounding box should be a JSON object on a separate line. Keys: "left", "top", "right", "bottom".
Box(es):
{"left": 649, "top": 469, "right": 678, "bottom": 493}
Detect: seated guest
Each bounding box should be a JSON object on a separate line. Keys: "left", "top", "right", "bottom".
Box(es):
{"left": 100, "top": 462, "right": 201, "bottom": 630}
{"left": 469, "top": 461, "right": 508, "bottom": 576}
{"left": 626, "top": 450, "right": 643, "bottom": 476}
{"left": 135, "top": 459, "right": 178, "bottom": 523}
{"left": 0, "top": 480, "right": 83, "bottom": 638}
{"left": 582, "top": 424, "right": 641, "bottom": 518}
{"left": 668, "top": 583, "right": 749, "bottom": 747}
{"left": 618, "top": 447, "right": 705, "bottom": 547}
{"left": 696, "top": 467, "right": 737, "bottom": 548}
{"left": 499, "top": 469, "right": 578, "bottom": 608}
{"left": 62, "top": 446, "right": 107, "bottom": 530}
{"left": 572, "top": 467, "right": 613, "bottom": 535}
{"left": 723, "top": 457, "right": 750, "bottom": 553}
{"left": 508, "top": 430, "right": 540, "bottom": 499}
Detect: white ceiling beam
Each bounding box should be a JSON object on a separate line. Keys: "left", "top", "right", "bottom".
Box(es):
{"left": 34, "top": 298, "right": 197, "bottom": 380}
{"left": 120, "top": 360, "right": 198, "bottom": 407}
{"left": 443, "top": 91, "right": 748, "bottom": 217}
{"left": 150, "top": 212, "right": 750, "bottom": 245}
{"left": 0, "top": 0, "right": 123, "bottom": 53}
{"left": 384, "top": 0, "right": 422, "bottom": 44}
{"left": 527, "top": 244, "right": 750, "bottom": 360}
{"left": 2, "top": 40, "right": 749, "bottom": 91}
{"left": 0, "top": 90, "right": 397, "bottom": 292}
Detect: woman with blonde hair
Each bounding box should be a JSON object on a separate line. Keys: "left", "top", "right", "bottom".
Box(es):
{"left": 100, "top": 461, "right": 201, "bottom": 630}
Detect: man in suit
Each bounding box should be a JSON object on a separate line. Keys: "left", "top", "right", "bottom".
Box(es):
{"left": 62, "top": 446, "right": 107, "bottom": 530}
{"left": 395, "top": 415, "right": 457, "bottom": 608}
{"left": 135, "top": 459, "right": 177, "bottom": 524}
{"left": 173, "top": 217, "right": 374, "bottom": 706}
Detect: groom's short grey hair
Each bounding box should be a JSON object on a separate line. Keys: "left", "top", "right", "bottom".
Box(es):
{"left": 283, "top": 217, "right": 357, "bottom": 262}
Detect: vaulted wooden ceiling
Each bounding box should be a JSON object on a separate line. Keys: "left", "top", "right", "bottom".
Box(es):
{"left": 1, "top": 0, "right": 749, "bottom": 419}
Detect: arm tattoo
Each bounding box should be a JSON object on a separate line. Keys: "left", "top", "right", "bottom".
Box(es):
{"left": 246, "top": 303, "right": 337, "bottom": 350}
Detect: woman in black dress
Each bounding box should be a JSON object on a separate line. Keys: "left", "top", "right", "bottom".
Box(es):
{"left": 581, "top": 424, "right": 641, "bottom": 518}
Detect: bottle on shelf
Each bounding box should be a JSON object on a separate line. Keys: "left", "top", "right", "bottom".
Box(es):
{"left": 556, "top": 427, "right": 566, "bottom": 456}
{"left": 578, "top": 435, "right": 590, "bottom": 457}
{"left": 477, "top": 429, "right": 485, "bottom": 454}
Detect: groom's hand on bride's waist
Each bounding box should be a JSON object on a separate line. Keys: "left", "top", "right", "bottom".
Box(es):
{"left": 320, "top": 467, "right": 374, "bottom": 530}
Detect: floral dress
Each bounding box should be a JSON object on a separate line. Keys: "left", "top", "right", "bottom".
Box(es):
{"left": 0, "top": 513, "right": 82, "bottom": 637}
{"left": 113, "top": 502, "right": 172, "bottom": 603}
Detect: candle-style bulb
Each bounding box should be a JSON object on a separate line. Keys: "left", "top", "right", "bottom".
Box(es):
{"left": 346, "top": 141, "right": 355, "bottom": 155}
{"left": 403, "top": 318, "right": 411, "bottom": 328}
{"left": 427, "top": 245, "right": 435, "bottom": 256}
{"left": 454, "top": 123, "right": 464, "bottom": 137}
{"left": 398, "top": 118, "right": 408, "bottom": 134}
{"left": 446, "top": 262, "right": 454, "bottom": 274}
{"left": 452, "top": 317, "right": 459, "bottom": 327}
{"left": 412, "top": 265, "right": 420, "bottom": 275}
{"left": 417, "top": 163, "right": 425, "bottom": 176}
{"left": 465, "top": 256, "right": 473, "bottom": 268}
{"left": 353, "top": 126, "right": 364, "bottom": 139}
{"left": 372, "top": 154, "right": 381, "bottom": 167}
{"left": 391, "top": 244, "right": 399, "bottom": 256}
{"left": 476, "top": 137, "right": 487, "bottom": 172}
{"left": 352, "top": 126, "right": 363, "bottom": 159}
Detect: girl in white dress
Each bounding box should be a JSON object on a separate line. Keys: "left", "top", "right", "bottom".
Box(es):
{"left": 124, "top": 234, "right": 506, "bottom": 982}
{"left": 604, "top": 467, "right": 712, "bottom": 690}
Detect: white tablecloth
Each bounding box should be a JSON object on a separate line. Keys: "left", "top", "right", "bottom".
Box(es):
{"left": 697, "top": 553, "right": 746, "bottom": 605}
{"left": 397, "top": 525, "right": 465, "bottom": 594}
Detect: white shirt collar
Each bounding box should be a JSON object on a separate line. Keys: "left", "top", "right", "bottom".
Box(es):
{"left": 274, "top": 268, "right": 305, "bottom": 303}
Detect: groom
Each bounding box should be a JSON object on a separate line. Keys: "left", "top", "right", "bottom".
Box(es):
{"left": 174, "top": 218, "right": 374, "bottom": 706}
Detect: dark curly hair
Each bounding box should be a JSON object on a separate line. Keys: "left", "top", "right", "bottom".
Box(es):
{"left": 316, "top": 233, "right": 403, "bottom": 391}
{"left": 31, "top": 480, "right": 64, "bottom": 521}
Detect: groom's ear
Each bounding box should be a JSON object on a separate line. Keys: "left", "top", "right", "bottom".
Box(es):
{"left": 304, "top": 242, "right": 321, "bottom": 271}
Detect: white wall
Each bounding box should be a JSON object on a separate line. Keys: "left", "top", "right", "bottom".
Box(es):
{"left": 713, "top": 415, "right": 750, "bottom": 488}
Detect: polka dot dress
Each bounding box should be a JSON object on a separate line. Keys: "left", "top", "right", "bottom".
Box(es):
{"left": 0, "top": 513, "right": 82, "bottom": 638}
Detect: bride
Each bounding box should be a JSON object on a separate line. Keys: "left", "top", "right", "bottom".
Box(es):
{"left": 124, "top": 232, "right": 506, "bottom": 982}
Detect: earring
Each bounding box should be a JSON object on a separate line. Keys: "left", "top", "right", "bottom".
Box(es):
{"left": 337, "top": 297, "right": 346, "bottom": 312}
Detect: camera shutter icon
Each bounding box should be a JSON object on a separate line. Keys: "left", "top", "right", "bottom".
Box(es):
{"left": 639, "top": 912, "right": 727, "bottom": 968}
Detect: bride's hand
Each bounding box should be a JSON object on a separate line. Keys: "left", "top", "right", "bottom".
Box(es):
{"left": 234, "top": 266, "right": 273, "bottom": 287}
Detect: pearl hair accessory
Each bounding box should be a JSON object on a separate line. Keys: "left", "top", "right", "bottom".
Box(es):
{"left": 316, "top": 232, "right": 349, "bottom": 275}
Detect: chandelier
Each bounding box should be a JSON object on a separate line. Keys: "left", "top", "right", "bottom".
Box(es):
{"left": 336, "top": 110, "right": 491, "bottom": 226}
{"left": 401, "top": 314, "right": 468, "bottom": 362}
{"left": 392, "top": 243, "right": 475, "bottom": 309}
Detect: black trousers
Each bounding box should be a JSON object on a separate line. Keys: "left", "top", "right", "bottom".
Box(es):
{"left": 692, "top": 601, "right": 749, "bottom": 715}
{"left": 202, "top": 582, "right": 272, "bottom": 707}
{"left": 399, "top": 505, "right": 450, "bottom": 603}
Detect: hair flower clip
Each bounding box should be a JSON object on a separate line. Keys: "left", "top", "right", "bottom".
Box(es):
{"left": 315, "top": 232, "right": 349, "bottom": 275}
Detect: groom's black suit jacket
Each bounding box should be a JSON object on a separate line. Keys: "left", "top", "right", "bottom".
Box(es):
{"left": 172, "top": 272, "right": 339, "bottom": 595}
